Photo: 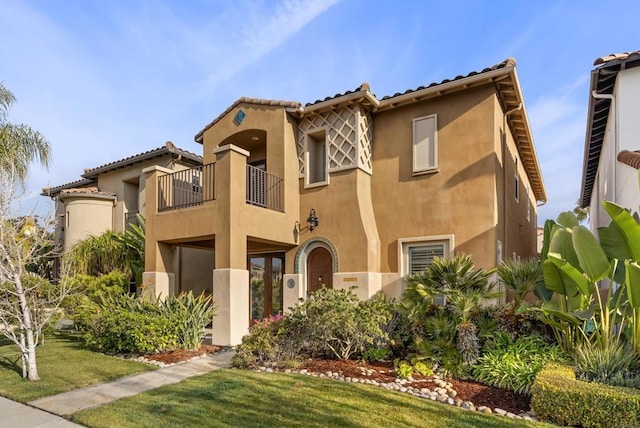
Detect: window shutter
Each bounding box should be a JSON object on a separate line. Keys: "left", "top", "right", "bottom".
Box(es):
{"left": 408, "top": 244, "right": 444, "bottom": 274}
{"left": 413, "top": 116, "right": 437, "bottom": 172}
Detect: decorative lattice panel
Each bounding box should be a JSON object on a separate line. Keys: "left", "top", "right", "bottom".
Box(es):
{"left": 358, "top": 111, "right": 373, "bottom": 173}
{"left": 298, "top": 105, "right": 373, "bottom": 176}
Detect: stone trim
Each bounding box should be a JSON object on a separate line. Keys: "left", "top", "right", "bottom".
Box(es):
{"left": 294, "top": 236, "right": 339, "bottom": 274}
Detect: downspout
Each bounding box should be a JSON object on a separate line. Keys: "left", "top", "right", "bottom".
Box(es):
{"left": 591, "top": 91, "right": 616, "bottom": 205}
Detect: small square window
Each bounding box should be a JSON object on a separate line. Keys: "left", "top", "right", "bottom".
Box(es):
{"left": 413, "top": 115, "right": 438, "bottom": 173}
{"left": 514, "top": 157, "right": 520, "bottom": 202}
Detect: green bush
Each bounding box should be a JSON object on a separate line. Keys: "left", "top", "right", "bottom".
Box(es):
{"left": 80, "top": 291, "right": 214, "bottom": 354}
{"left": 473, "top": 333, "right": 565, "bottom": 395}
{"left": 84, "top": 309, "right": 179, "bottom": 354}
{"left": 395, "top": 360, "right": 414, "bottom": 379}
{"left": 159, "top": 292, "right": 215, "bottom": 351}
{"left": 232, "top": 316, "right": 296, "bottom": 369}
{"left": 573, "top": 340, "right": 640, "bottom": 388}
{"left": 283, "top": 287, "right": 392, "bottom": 360}
{"left": 531, "top": 363, "right": 640, "bottom": 427}
{"left": 63, "top": 272, "right": 129, "bottom": 331}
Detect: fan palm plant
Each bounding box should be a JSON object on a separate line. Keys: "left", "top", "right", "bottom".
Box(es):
{"left": 496, "top": 258, "right": 545, "bottom": 310}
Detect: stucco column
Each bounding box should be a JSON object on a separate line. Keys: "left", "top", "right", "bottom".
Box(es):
{"left": 211, "top": 144, "right": 251, "bottom": 345}
{"left": 282, "top": 274, "right": 304, "bottom": 313}
{"left": 141, "top": 165, "right": 176, "bottom": 299}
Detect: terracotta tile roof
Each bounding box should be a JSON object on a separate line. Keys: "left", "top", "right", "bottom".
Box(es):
{"left": 193, "top": 57, "right": 545, "bottom": 202}
{"left": 617, "top": 150, "right": 640, "bottom": 169}
{"left": 580, "top": 51, "right": 640, "bottom": 208}
{"left": 82, "top": 142, "right": 202, "bottom": 178}
{"left": 41, "top": 178, "right": 95, "bottom": 197}
{"left": 380, "top": 58, "right": 517, "bottom": 101}
{"left": 194, "top": 98, "right": 301, "bottom": 142}
{"left": 594, "top": 51, "right": 640, "bottom": 66}
{"left": 58, "top": 187, "right": 116, "bottom": 200}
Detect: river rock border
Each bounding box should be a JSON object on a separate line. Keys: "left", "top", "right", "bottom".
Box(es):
{"left": 255, "top": 366, "right": 537, "bottom": 422}
{"left": 118, "top": 347, "right": 232, "bottom": 368}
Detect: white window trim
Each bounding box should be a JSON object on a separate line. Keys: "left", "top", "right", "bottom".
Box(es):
{"left": 398, "top": 234, "right": 454, "bottom": 277}
{"left": 304, "top": 127, "right": 330, "bottom": 189}
{"left": 526, "top": 183, "right": 531, "bottom": 222}
{"left": 412, "top": 114, "right": 438, "bottom": 174}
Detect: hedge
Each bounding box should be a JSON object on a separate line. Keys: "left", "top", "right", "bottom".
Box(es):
{"left": 531, "top": 363, "right": 640, "bottom": 427}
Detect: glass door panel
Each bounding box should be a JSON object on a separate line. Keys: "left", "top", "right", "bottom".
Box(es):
{"left": 271, "top": 257, "right": 283, "bottom": 316}
{"left": 249, "top": 257, "right": 265, "bottom": 322}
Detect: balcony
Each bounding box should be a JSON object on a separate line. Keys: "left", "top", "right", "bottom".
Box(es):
{"left": 158, "top": 163, "right": 215, "bottom": 211}
{"left": 157, "top": 162, "right": 284, "bottom": 213}
{"left": 246, "top": 165, "right": 283, "bottom": 212}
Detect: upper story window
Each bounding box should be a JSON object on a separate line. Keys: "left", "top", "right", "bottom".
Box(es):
{"left": 526, "top": 183, "right": 531, "bottom": 222}
{"left": 412, "top": 114, "right": 438, "bottom": 173}
{"left": 514, "top": 157, "right": 520, "bottom": 202}
{"left": 305, "top": 129, "right": 328, "bottom": 187}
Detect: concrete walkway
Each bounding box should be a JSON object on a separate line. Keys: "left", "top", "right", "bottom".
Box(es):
{"left": 0, "top": 396, "right": 82, "bottom": 427}
{"left": 28, "top": 350, "right": 234, "bottom": 418}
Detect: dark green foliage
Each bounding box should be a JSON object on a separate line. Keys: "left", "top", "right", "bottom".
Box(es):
{"left": 232, "top": 316, "right": 296, "bottom": 369}
{"left": 78, "top": 288, "right": 214, "bottom": 354}
{"left": 473, "top": 333, "right": 565, "bottom": 395}
{"left": 532, "top": 363, "right": 640, "bottom": 427}
{"left": 573, "top": 340, "right": 640, "bottom": 388}
{"left": 283, "top": 288, "right": 392, "bottom": 360}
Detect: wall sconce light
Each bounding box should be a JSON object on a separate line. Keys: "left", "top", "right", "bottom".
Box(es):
{"left": 307, "top": 208, "right": 319, "bottom": 231}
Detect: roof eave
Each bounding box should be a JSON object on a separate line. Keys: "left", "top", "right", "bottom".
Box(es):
{"left": 579, "top": 69, "right": 602, "bottom": 208}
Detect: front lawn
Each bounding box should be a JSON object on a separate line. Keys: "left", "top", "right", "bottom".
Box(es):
{"left": 0, "top": 332, "right": 155, "bottom": 402}
{"left": 73, "top": 370, "right": 551, "bottom": 428}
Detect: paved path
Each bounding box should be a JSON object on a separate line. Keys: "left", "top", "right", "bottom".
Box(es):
{"left": 28, "top": 350, "right": 234, "bottom": 418}
{"left": 0, "top": 396, "right": 82, "bottom": 427}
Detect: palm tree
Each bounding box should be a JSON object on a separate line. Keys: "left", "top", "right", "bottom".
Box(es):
{"left": 0, "top": 83, "right": 51, "bottom": 183}
{"left": 496, "top": 258, "right": 544, "bottom": 310}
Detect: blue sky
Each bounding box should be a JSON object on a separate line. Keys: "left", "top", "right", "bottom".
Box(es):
{"left": 1, "top": 0, "right": 639, "bottom": 224}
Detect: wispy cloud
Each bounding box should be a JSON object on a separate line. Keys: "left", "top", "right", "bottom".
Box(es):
{"left": 529, "top": 75, "right": 590, "bottom": 222}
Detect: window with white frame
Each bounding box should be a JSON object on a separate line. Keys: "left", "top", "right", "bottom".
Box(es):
{"left": 412, "top": 115, "right": 438, "bottom": 173}
{"left": 305, "top": 129, "right": 328, "bottom": 186}
{"left": 401, "top": 236, "right": 452, "bottom": 306}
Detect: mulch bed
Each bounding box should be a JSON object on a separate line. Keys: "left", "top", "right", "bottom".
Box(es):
{"left": 299, "top": 358, "right": 530, "bottom": 415}
{"left": 143, "top": 345, "right": 221, "bottom": 364}
{"left": 141, "top": 350, "right": 530, "bottom": 414}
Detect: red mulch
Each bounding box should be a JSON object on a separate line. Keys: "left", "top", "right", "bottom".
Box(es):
{"left": 139, "top": 350, "right": 530, "bottom": 414}
{"left": 143, "top": 345, "right": 221, "bottom": 364}
{"left": 299, "top": 359, "right": 530, "bottom": 415}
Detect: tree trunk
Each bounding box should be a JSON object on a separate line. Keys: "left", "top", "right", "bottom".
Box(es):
{"left": 14, "top": 274, "right": 39, "bottom": 380}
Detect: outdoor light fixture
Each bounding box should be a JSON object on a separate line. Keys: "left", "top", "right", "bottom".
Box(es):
{"left": 307, "top": 208, "right": 319, "bottom": 231}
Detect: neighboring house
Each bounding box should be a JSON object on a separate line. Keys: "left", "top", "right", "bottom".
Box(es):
{"left": 141, "top": 57, "right": 546, "bottom": 346}
{"left": 580, "top": 51, "right": 640, "bottom": 230}
{"left": 42, "top": 142, "right": 215, "bottom": 296}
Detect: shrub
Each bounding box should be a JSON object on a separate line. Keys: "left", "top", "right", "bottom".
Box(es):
{"left": 232, "top": 315, "right": 296, "bottom": 369}
{"left": 63, "top": 272, "right": 129, "bottom": 331}
{"left": 159, "top": 292, "right": 215, "bottom": 350}
{"left": 412, "top": 361, "right": 434, "bottom": 377}
{"left": 473, "top": 333, "right": 565, "bottom": 395}
{"left": 362, "top": 346, "right": 391, "bottom": 362}
{"left": 531, "top": 363, "right": 640, "bottom": 427}
{"left": 81, "top": 291, "right": 214, "bottom": 354}
{"left": 395, "top": 360, "right": 414, "bottom": 379}
{"left": 84, "top": 309, "right": 179, "bottom": 354}
{"left": 283, "top": 287, "right": 391, "bottom": 360}
{"left": 573, "top": 340, "right": 640, "bottom": 387}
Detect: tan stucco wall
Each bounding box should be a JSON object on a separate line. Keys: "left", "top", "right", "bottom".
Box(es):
{"left": 371, "top": 85, "right": 499, "bottom": 273}
{"left": 61, "top": 195, "right": 114, "bottom": 252}
{"left": 493, "top": 95, "right": 538, "bottom": 262}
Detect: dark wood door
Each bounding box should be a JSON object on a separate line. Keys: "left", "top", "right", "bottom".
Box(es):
{"left": 307, "top": 247, "right": 333, "bottom": 295}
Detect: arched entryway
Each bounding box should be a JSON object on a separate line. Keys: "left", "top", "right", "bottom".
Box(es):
{"left": 307, "top": 246, "right": 333, "bottom": 294}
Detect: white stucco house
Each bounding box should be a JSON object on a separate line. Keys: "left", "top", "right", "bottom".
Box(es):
{"left": 580, "top": 51, "right": 640, "bottom": 230}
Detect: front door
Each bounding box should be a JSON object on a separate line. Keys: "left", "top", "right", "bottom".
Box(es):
{"left": 248, "top": 254, "right": 284, "bottom": 322}
{"left": 307, "top": 247, "right": 333, "bottom": 295}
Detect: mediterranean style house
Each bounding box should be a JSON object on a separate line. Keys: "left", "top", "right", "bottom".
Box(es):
{"left": 580, "top": 51, "right": 640, "bottom": 230}
{"left": 42, "top": 143, "right": 215, "bottom": 296}
{"left": 140, "top": 57, "right": 546, "bottom": 345}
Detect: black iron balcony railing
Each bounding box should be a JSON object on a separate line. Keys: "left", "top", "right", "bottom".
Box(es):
{"left": 157, "top": 163, "right": 215, "bottom": 211}
{"left": 246, "top": 165, "right": 284, "bottom": 212}
{"left": 124, "top": 210, "right": 140, "bottom": 229}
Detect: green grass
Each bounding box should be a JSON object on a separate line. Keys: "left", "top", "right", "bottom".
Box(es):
{"left": 73, "top": 370, "right": 551, "bottom": 428}
{"left": 0, "top": 332, "right": 155, "bottom": 402}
